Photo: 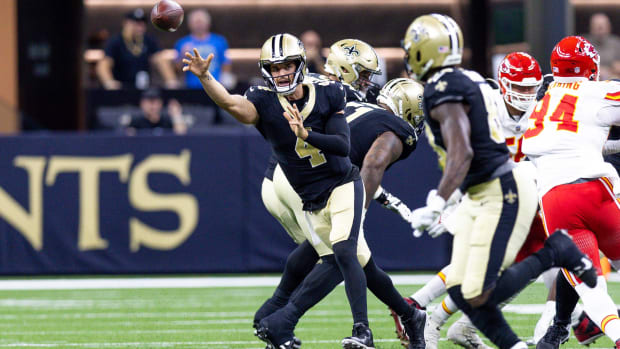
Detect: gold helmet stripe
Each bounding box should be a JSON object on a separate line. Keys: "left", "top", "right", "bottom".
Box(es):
{"left": 431, "top": 14, "right": 459, "bottom": 58}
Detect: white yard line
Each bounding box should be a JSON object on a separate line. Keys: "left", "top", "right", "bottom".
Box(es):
{"left": 0, "top": 273, "right": 616, "bottom": 290}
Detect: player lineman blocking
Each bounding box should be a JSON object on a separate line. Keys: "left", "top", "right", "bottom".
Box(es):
{"left": 522, "top": 36, "right": 620, "bottom": 349}
{"left": 183, "top": 33, "right": 373, "bottom": 348}
{"left": 403, "top": 13, "right": 597, "bottom": 349}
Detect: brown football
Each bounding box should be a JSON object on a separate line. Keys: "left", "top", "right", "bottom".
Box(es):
{"left": 151, "top": 0, "right": 184, "bottom": 32}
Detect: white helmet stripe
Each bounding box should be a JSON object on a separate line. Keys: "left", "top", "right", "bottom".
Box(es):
{"left": 431, "top": 14, "right": 459, "bottom": 57}
{"left": 273, "top": 34, "right": 282, "bottom": 58}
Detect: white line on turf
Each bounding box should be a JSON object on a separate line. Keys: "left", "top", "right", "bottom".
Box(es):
{"left": 0, "top": 273, "right": 616, "bottom": 290}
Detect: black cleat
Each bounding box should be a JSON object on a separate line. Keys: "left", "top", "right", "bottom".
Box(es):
{"left": 536, "top": 323, "right": 569, "bottom": 349}
{"left": 255, "top": 315, "right": 299, "bottom": 349}
{"left": 545, "top": 229, "right": 597, "bottom": 288}
{"left": 342, "top": 322, "right": 375, "bottom": 348}
{"left": 402, "top": 308, "right": 426, "bottom": 349}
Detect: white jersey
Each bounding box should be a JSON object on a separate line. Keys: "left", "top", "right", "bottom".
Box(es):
{"left": 522, "top": 78, "right": 620, "bottom": 196}
{"left": 494, "top": 90, "right": 529, "bottom": 163}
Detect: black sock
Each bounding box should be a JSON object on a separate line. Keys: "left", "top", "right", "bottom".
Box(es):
{"left": 554, "top": 270, "right": 580, "bottom": 326}
{"left": 289, "top": 255, "right": 343, "bottom": 316}
{"left": 333, "top": 240, "right": 368, "bottom": 326}
{"left": 448, "top": 286, "right": 520, "bottom": 349}
{"left": 278, "top": 241, "right": 319, "bottom": 295}
{"left": 489, "top": 254, "right": 546, "bottom": 305}
{"left": 254, "top": 241, "right": 319, "bottom": 324}
{"left": 364, "top": 257, "right": 413, "bottom": 319}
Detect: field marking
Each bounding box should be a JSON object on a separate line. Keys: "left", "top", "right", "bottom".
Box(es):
{"left": 0, "top": 338, "right": 401, "bottom": 348}
{"left": 0, "top": 273, "right": 617, "bottom": 290}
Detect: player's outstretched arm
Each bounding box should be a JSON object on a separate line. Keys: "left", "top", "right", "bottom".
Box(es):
{"left": 183, "top": 49, "right": 258, "bottom": 124}
{"left": 360, "top": 131, "right": 403, "bottom": 208}
{"left": 431, "top": 102, "right": 473, "bottom": 200}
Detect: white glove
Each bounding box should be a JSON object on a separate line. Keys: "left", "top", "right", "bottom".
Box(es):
{"left": 411, "top": 189, "right": 446, "bottom": 238}
{"left": 426, "top": 189, "right": 463, "bottom": 238}
{"left": 427, "top": 214, "right": 448, "bottom": 238}
{"left": 374, "top": 188, "right": 413, "bottom": 224}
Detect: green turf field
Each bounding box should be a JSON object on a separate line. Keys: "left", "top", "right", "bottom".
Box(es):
{"left": 0, "top": 281, "right": 618, "bottom": 348}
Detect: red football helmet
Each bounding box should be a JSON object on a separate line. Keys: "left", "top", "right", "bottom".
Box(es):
{"left": 551, "top": 36, "right": 600, "bottom": 81}
{"left": 498, "top": 52, "right": 543, "bottom": 112}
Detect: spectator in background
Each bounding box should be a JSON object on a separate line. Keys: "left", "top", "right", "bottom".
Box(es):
{"left": 96, "top": 9, "right": 179, "bottom": 90}
{"left": 175, "top": 9, "right": 235, "bottom": 90}
{"left": 301, "top": 30, "right": 326, "bottom": 75}
{"left": 125, "top": 88, "right": 186, "bottom": 135}
{"left": 583, "top": 13, "right": 620, "bottom": 79}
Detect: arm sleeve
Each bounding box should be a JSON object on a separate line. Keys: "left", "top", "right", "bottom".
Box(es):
{"left": 305, "top": 113, "right": 350, "bottom": 156}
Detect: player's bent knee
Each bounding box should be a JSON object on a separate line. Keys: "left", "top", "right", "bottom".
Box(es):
{"left": 465, "top": 289, "right": 493, "bottom": 308}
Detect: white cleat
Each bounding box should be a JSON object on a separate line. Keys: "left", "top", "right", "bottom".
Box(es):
{"left": 447, "top": 316, "right": 492, "bottom": 349}
{"left": 424, "top": 316, "right": 442, "bottom": 349}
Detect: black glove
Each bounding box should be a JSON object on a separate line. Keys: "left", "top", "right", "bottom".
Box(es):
{"left": 536, "top": 74, "right": 554, "bottom": 101}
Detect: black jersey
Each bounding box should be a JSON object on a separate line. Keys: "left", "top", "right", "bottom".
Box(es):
{"left": 605, "top": 125, "right": 620, "bottom": 173}
{"left": 345, "top": 101, "right": 418, "bottom": 168}
{"left": 423, "top": 68, "right": 510, "bottom": 190}
{"left": 246, "top": 80, "right": 358, "bottom": 211}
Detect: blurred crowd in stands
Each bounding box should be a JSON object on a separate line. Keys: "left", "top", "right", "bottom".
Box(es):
{"left": 85, "top": 8, "right": 620, "bottom": 134}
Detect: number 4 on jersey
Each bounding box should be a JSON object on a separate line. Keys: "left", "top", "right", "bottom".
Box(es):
{"left": 295, "top": 127, "right": 327, "bottom": 167}
{"left": 524, "top": 93, "right": 579, "bottom": 138}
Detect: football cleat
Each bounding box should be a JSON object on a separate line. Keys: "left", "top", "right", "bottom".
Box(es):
{"left": 390, "top": 297, "right": 426, "bottom": 347}
{"left": 342, "top": 322, "right": 375, "bottom": 349}
{"left": 255, "top": 315, "right": 297, "bottom": 349}
{"left": 258, "top": 337, "right": 302, "bottom": 349}
{"left": 544, "top": 229, "right": 597, "bottom": 288}
{"left": 424, "top": 316, "right": 441, "bottom": 349}
{"left": 615, "top": 339, "right": 620, "bottom": 349}
{"left": 536, "top": 323, "right": 569, "bottom": 349}
{"left": 402, "top": 308, "right": 426, "bottom": 349}
{"left": 447, "top": 316, "right": 492, "bottom": 349}
{"left": 572, "top": 312, "right": 604, "bottom": 345}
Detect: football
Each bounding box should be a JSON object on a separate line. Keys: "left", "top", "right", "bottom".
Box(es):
{"left": 150, "top": 0, "right": 184, "bottom": 32}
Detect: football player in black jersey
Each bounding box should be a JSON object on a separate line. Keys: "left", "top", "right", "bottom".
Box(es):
{"left": 403, "top": 14, "right": 597, "bottom": 349}
{"left": 183, "top": 33, "right": 372, "bottom": 349}
{"left": 255, "top": 78, "right": 428, "bottom": 349}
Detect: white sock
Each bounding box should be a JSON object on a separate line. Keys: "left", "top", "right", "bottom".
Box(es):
{"left": 510, "top": 341, "right": 528, "bottom": 349}
{"left": 575, "top": 276, "right": 620, "bottom": 342}
{"left": 541, "top": 268, "right": 559, "bottom": 290}
{"left": 431, "top": 295, "right": 458, "bottom": 326}
{"left": 533, "top": 301, "right": 556, "bottom": 344}
{"left": 411, "top": 265, "right": 450, "bottom": 307}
